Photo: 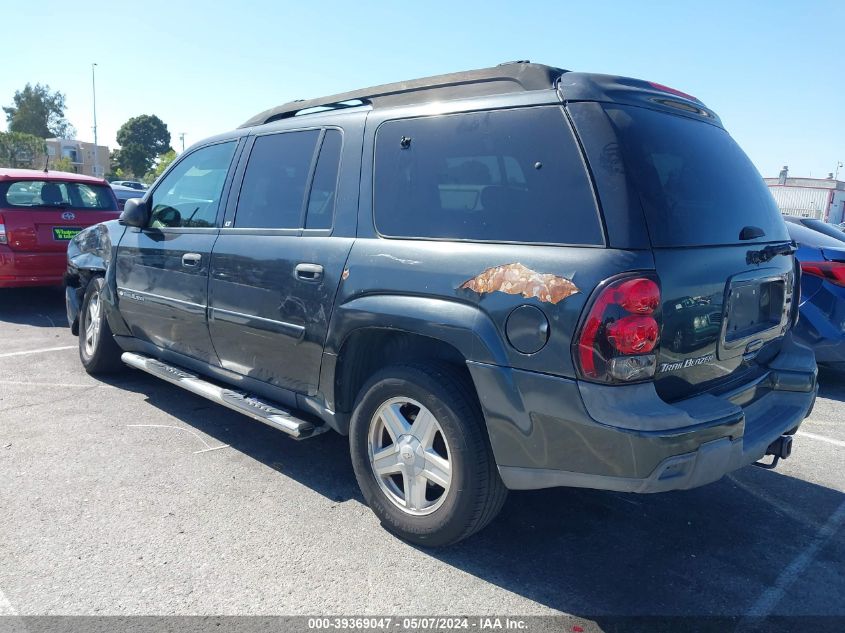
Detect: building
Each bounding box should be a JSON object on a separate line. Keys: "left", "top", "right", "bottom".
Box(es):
{"left": 764, "top": 166, "right": 845, "bottom": 224}
{"left": 44, "top": 138, "right": 110, "bottom": 178}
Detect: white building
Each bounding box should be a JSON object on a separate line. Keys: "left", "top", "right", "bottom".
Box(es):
{"left": 764, "top": 167, "right": 845, "bottom": 224}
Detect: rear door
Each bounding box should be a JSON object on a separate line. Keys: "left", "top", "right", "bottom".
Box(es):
{"left": 208, "top": 124, "right": 357, "bottom": 395}
{"left": 573, "top": 103, "right": 794, "bottom": 401}
{"left": 115, "top": 140, "right": 239, "bottom": 364}
{"left": 1, "top": 179, "right": 118, "bottom": 251}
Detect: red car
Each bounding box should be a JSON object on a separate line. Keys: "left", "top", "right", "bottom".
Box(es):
{"left": 0, "top": 169, "right": 119, "bottom": 288}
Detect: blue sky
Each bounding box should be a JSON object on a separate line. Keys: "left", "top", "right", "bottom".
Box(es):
{"left": 2, "top": 0, "right": 843, "bottom": 178}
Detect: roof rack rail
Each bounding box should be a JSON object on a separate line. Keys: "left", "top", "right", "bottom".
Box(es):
{"left": 239, "top": 62, "right": 566, "bottom": 128}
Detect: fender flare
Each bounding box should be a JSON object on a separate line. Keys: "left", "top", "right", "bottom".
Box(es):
{"left": 325, "top": 293, "right": 509, "bottom": 366}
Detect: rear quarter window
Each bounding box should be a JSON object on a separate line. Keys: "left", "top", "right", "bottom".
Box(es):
{"left": 373, "top": 107, "right": 603, "bottom": 245}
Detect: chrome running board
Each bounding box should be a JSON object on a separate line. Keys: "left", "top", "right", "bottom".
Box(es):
{"left": 121, "top": 352, "right": 321, "bottom": 439}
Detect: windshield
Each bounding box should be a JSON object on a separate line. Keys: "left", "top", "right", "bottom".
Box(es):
{"left": 600, "top": 105, "right": 789, "bottom": 247}
{"left": 1, "top": 180, "right": 116, "bottom": 210}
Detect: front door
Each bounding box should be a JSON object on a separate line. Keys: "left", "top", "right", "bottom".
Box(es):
{"left": 115, "top": 140, "right": 239, "bottom": 364}
{"left": 209, "top": 127, "right": 352, "bottom": 394}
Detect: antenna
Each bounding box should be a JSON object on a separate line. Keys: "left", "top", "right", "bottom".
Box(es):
{"left": 43, "top": 154, "right": 50, "bottom": 173}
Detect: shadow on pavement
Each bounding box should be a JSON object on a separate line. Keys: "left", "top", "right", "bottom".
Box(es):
{"left": 98, "top": 367, "right": 845, "bottom": 621}
{"left": 0, "top": 287, "right": 67, "bottom": 328}
{"left": 98, "top": 370, "right": 364, "bottom": 505}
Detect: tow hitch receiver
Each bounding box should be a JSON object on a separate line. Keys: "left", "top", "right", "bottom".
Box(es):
{"left": 754, "top": 435, "right": 793, "bottom": 470}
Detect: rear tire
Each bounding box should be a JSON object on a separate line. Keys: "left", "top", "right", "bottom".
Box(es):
{"left": 78, "top": 276, "right": 123, "bottom": 375}
{"left": 349, "top": 362, "right": 507, "bottom": 547}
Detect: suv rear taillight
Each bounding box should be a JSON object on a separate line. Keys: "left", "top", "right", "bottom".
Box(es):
{"left": 800, "top": 261, "right": 845, "bottom": 287}
{"left": 0, "top": 214, "right": 6, "bottom": 245}
{"left": 574, "top": 274, "right": 661, "bottom": 383}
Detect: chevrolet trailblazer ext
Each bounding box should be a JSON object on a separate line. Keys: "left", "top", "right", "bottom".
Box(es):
{"left": 65, "top": 63, "right": 817, "bottom": 546}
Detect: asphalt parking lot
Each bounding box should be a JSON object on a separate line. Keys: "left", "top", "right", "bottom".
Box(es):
{"left": 1, "top": 287, "right": 843, "bottom": 622}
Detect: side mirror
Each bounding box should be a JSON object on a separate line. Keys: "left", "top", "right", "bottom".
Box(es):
{"left": 119, "top": 198, "right": 149, "bottom": 228}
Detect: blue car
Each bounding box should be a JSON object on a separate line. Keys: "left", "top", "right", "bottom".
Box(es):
{"left": 787, "top": 222, "right": 845, "bottom": 369}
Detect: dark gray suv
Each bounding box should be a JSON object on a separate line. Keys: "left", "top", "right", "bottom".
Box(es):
{"left": 65, "top": 62, "right": 817, "bottom": 546}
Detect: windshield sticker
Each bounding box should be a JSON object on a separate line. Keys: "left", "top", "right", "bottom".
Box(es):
{"left": 460, "top": 263, "right": 579, "bottom": 304}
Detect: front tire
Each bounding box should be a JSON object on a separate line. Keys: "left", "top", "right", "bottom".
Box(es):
{"left": 78, "top": 276, "right": 123, "bottom": 375}
{"left": 349, "top": 363, "right": 507, "bottom": 547}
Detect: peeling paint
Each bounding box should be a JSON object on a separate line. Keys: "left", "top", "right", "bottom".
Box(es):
{"left": 341, "top": 268, "right": 350, "bottom": 281}
{"left": 460, "top": 263, "right": 579, "bottom": 304}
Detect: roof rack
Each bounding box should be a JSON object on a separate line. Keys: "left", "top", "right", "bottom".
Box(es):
{"left": 239, "top": 62, "right": 567, "bottom": 128}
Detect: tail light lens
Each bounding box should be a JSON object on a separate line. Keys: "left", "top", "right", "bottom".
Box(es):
{"left": 0, "top": 214, "right": 6, "bottom": 244}
{"left": 800, "top": 261, "right": 845, "bottom": 287}
{"left": 574, "top": 274, "right": 661, "bottom": 383}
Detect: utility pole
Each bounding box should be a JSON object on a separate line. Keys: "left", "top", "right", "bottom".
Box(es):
{"left": 91, "top": 63, "right": 99, "bottom": 176}
{"left": 179, "top": 133, "right": 186, "bottom": 153}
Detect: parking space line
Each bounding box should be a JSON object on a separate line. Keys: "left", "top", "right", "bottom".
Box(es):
{"left": 745, "top": 499, "right": 845, "bottom": 618}
{"left": 0, "top": 345, "right": 76, "bottom": 359}
{"left": 0, "top": 585, "right": 17, "bottom": 616}
{"left": 798, "top": 431, "right": 845, "bottom": 449}
{"left": 727, "top": 474, "right": 819, "bottom": 530}
{"left": 127, "top": 424, "right": 228, "bottom": 453}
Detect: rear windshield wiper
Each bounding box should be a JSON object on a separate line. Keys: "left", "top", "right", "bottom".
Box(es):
{"left": 746, "top": 241, "right": 797, "bottom": 265}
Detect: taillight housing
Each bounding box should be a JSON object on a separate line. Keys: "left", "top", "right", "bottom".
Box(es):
{"left": 0, "top": 214, "right": 6, "bottom": 245}
{"left": 574, "top": 274, "right": 661, "bottom": 383}
{"left": 800, "top": 261, "right": 845, "bottom": 287}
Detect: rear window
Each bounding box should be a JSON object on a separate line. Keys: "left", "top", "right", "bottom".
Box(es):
{"left": 1, "top": 180, "right": 115, "bottom": 210}
{"left": 798, "top": 218, "right": 845, "bottom": 243}
{"left": 600, "top": 105, "right": 788, "bottom": 247}
{"left": 373, "top": 107, "right": 603, "bottom": 245}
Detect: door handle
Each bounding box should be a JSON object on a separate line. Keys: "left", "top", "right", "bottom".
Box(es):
{"left": 294, "top": 263, "right": 323, "bottom": 281}
{"left": 182, "top": 253, "right": 202, "bottom": 267}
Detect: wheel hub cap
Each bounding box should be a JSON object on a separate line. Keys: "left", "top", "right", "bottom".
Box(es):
{"left": 397, "top": 436, "right": 425, "bottom": 475}
{"left": 367, "top": 397, "right": 452, "bottom": 516}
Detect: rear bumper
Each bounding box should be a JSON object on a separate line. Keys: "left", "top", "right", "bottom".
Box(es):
{"left": 469, "top": 332, "right": 817, "bottom": 492}
{"left": 0, "top": 245, "right": 66, "bottom": 287}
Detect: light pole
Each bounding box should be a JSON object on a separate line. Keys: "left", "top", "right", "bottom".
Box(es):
{"left": 835, "top": 161, "right": 843, "bottom": 182}
{"left": 91, "top": 63, "right": 99, "bottom": 176}
{"left": 179, "top": 132, "right": 186, "bottom": 153}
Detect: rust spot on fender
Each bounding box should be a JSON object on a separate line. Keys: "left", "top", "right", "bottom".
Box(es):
{"left": 341, "top": 268, "right": 350, "bottom": 281}
{"left": 460, "top": 263, "right": 579, "bottom": 304}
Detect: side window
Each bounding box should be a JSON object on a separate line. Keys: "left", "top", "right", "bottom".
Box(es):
{"left": 305, "top": 129, "right": 342, "bottom": 230}
{"left": 149, "top": 141, "right": 236, "bottom": 228}
{"left": 235, "top": 130, "right": 320, "bottom": 229}
{"left": 373, "top": 107, "right": 602, "bottom": 245}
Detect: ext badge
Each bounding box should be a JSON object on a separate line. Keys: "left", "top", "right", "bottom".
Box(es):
{"left": 658, "top": 353, "right": 715, "bottom": 373}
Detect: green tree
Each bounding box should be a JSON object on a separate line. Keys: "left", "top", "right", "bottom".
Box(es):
{"left": 3, "top": 84, "right": 76, "bottom": 139}
{"left": 116, "top": 115, "right": 171, "bottom": 177}
{"left": 144, "top": 149, "right": 177, "bottom": 183}
{"left": 106, "top": 150, "right": 126, "bottom": 180}
{"left": 0, "top": 131, "right": 47, "bottom": 168}
{"left": 48, "top": 155, "right": 75, "bottom": 172}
